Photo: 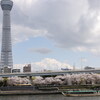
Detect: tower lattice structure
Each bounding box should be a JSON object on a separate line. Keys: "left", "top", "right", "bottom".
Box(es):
{"left": 0, "top": 0, "right": 13, "bottom": 69}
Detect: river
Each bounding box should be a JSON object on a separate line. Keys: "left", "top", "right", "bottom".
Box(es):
{"left": 0, "top": 94, "right": 100, "bottom": 100}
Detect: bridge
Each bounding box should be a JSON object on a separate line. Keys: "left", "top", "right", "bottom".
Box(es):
{"left": 0, "top": 69, "right": 100, "bottom": 77}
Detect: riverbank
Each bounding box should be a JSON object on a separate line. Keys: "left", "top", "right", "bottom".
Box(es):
{"left": 0, "top": 85, "right": 100, "bottom": 96}
{"left": 0, "top": 90, "right": 61, "bottom": 96}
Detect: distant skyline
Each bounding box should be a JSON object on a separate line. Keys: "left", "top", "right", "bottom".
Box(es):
{"left": 0, "top": 0, "right": 100, "bottom": 70}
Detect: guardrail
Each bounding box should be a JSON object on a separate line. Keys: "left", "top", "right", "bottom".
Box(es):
{"left": 0, "top": 69, "right": 100, "bottom": 77}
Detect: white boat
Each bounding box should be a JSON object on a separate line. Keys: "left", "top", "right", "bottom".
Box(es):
{"left": 62, "top": 90, "right": 100, "bottom": 97}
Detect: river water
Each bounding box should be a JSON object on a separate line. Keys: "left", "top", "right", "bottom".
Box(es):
{"left": 0, "top": 94, "right": 100, "bottom": 100}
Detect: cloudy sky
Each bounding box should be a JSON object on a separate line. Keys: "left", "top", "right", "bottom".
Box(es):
{"left": 0, "top": 0, "right": 100, "bottom": 70}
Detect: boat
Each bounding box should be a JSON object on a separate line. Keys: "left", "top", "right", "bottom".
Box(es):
{"left": 62, "top": 90, "right": 100, "bottom": 97}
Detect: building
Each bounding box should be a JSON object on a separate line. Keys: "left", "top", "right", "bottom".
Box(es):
{"left": 61, "top": 68, "right": 71, "bottom": 71}
{"left": 0, "top": 68, "right": 3, "bottom": 73}
{"left": 3, "top": 67, "right": 11, "bottom": 73}
{"left": 23, "top": 64, "right": 31, "bottom": 72}
{"left": 84, "top": 66, "right": 95, "bottom": 70}
{"left": 0, "top": 0, "right": 13, "bottom": 70}
{"left": 12, "top": 69, "right": 20, "bottom": 73}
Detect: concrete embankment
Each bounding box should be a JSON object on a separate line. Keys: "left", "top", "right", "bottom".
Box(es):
{"left": 0, "top": 90, "right": 61, "bottom": 96}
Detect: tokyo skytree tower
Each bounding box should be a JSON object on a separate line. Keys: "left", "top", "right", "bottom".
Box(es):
{"left": 0, "top": 0, "right": 13, "bottom": 69}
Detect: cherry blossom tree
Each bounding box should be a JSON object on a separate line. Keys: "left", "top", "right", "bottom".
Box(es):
{"left": 5, "top": 73, "right": 100, "bottom": 86}
{"left": 7, "top": 77, "right": 31, "bottom": 86}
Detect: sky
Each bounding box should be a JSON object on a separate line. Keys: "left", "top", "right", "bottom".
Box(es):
{"left": 0, "top": 0, "right": 100, "bottom": 71}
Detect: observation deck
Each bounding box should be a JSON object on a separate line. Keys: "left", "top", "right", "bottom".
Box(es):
{"left": 1, "top": 0, "right": 13, "bottom": 10}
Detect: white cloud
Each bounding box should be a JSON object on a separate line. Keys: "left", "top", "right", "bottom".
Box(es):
{"left": 1, "top": 0, "right": 100, "bottom": 55}
{"left": 13, "top": 58, "right": 73, "bottom": 72}
{"left": 12, "top": 24, "right": 48, "bottom": 43}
